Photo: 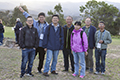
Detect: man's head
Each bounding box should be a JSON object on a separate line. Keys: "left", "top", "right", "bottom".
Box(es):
{"left": 66, "top": 16, "right": 73, "bottom": 25}
{"left": 85, "top": 18, "right": 91, "bottom": 26}
{"left": 74, "top": 21, "right": 81, "bottom": 30}
{"left": 38, "top": 12, "right": 45, "bottom": 23}
{"left": 0, "top": 19, "right": 2, "bottom": 23}
{"left": 26, "top": 16, "right": 33, "bottom": 27}
{"left": 98, "top": 21, "right": 105, "bottom": 29}
{"left": 52, "top": 14, "right": 59, "bottom": 24}
{"left": 16, "top": 18, "right": 20, "bottom": 22}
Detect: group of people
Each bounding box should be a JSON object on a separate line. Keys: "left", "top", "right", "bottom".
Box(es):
{"left": 18, "top": 7, "right": 112, "bottom": 78}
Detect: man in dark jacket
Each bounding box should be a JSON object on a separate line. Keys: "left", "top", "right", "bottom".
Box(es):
{"left": 0, "top": 19, "right": 4, "bottom": 45}
{"left": 42, "top": 14, "right": 64, "bottom": 77}
{"left": 62, "top": 16, "right": 74, "bottom": 72}
{"left": 82, "top": 18, "right": 97, "bottom": 73}
{"left": 14, "top": 18, "right": 23, "bottom": 44}
{"left": 19, "top": 16, "right": 39, "bottom": 78}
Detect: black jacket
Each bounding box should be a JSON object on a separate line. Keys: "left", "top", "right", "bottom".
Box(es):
{"left": 14, "top": 21, "right": 23, "bottom": 34}
{"left": 0, "top": 23, "right": 4, "bottom": 33}
{"left": 19, "top": 25, "right": 39, "bottom": 49}
{"left": 63, "top": 25, "right": 74, "bottom": 49}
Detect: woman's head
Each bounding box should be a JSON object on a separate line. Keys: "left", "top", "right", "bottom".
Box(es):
{"left": 74, "top": 21, "right": 81, "bottom": 30}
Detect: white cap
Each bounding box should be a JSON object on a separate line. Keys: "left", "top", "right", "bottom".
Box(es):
{"left": 16, "top": 18, "right": 20, "bottom": 21}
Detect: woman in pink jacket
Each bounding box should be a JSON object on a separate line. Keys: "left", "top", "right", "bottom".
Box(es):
{"left": 71, "top": 21, "right": 88, "bottom": 78}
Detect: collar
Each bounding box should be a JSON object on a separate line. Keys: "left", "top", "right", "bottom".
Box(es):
{"left": 65, "top": 24, "right": 73, "bottom": 29}
{"left": 52, "top": 23, "right": 59, "bottom": 28}
{"left": 26, "top": 24, "right": 33, "bottom": 29}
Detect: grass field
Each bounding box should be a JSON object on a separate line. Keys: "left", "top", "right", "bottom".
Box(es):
{"left": 0, "top": 27, "right": 120, "bottom": 80}
{"left": 4, "top": 27, "right": 15, "bottom": 39}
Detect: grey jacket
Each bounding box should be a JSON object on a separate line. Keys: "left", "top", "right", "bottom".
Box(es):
{"left": 95, "top": 30, "right": 112, "bottom": 49}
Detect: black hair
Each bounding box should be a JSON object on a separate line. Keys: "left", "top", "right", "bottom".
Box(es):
{"left": 52, "top": 14, "right": 59, "bottom": 19}
{"left": 38, "top": 12, "right": 45, "bottom": 17}
{"left": 74, "top": 21, "right": 81, "bottom": 26}
{"left": 27, "top": 16, "right": 32, "bottom": 19}
{"left": 99, "top": 21, "right": 105, "bottom": 25}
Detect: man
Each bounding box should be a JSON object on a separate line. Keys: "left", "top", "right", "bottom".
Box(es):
{"left": 94, "top": 21, "right": 112, "bottom": 75}
{"left": 19, "top": 7, "right": 49, "bottom": 73}
{"left": 62, "top": 16, "right": 74, "bottom": 72}
{"left": 82, "top": 18, "right": 97, "bottom": 73}
{"left": 42, "top": 14, "right": 64, "bottom": 77}
{"left": 0, "top": 19, "right": 4, "bottom": 46}
{"left": 19, "top": 16, "right": 39, "bottom": 78}
{"left": 14, "top": 18, "right": 23, "bottom": 44}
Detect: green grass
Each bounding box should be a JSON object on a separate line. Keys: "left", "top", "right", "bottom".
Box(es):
{"left": 4, "top": 27, "right": 15, "bottom": 39}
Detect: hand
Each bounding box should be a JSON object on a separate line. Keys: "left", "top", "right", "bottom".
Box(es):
{"left": 71, "top": 50, "right": 73, "bottom": 54}
{"left": 22, "top": 48, "right": 25, "bottom": 50}
{"left": 33, "top": 48, "right": 36, "bottom": 50}
{"left": 85, "top": 52, "right": 88, "bottom": 56}
{"left": 44, "top": 48, "right": 47, "bottom": 51}
{"left": 19, "top": 6, "right": 25, "bottom": 13}
{"left": 99, "top": 40, "right": 103, "bottom": 43}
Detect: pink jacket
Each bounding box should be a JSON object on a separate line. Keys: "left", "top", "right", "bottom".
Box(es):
{"left": 71, "top": 28, "right": 88, "bottom": 52}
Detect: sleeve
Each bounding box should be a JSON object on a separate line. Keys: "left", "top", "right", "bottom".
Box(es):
{"left": 23, "top": 11, "right": 36, "bottom": 24}
{"left": 70, "top": 33, "right": 73, "bottom": 51}
{"left": 19, "top": 28, "right": 25, "bottom": 49}
{"left": 43, "top": 26, "right": 49, "bottom": 48}
{"left": 93, "top": 27, "right": 97, "bottom": 47}
{"left": 83, "top": 32, "right": 88, "bottom": 52}
{"left": 103, "top": 32, "right": 112, "bottom": 44}
{"left": 60, "top": 27, "right": 64, "bottom": 50}
{"left": 35, "top": 29, "right": 39, "bottom": 48}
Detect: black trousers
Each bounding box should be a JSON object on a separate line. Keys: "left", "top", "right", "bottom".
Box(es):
{"left": 35, "top": 47, "right": 46, "bottom": 72}
{"left": 63, "top": 49, "right": 74, "bottom": 71}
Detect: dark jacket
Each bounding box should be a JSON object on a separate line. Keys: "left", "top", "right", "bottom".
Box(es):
{"left": 63, "top": 25, "right": 74, "bottom": 49}
{"left": 82, "top": 25, "right": 97, "bottom": 49}
{"left": 0, "top": 23, "right": 4, "bottom": 33}
{"left": 19, "top": 25, "right": 39, "bottom": 49}
{"left": 14, "top": 21, "right": 23, "bottom": 34}
{"left": 43, "top": 24, "right": 64, "bottom": 50}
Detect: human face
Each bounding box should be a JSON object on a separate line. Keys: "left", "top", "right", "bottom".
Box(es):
{"left": 52, "top": 16, "right": 59, "bottom": 24}
{"left": 98, "top": 23, "right": 105, "bottom": 29}
{"left": 38, "top": 15, "right": 45, "bottom": 23}
{"left": 26, "top": 18, "right": 33, "bottom": 26}
{"left": 75, "top": 25, "right": 81, "bottom": 30}
{"left": 85, "top": 18, "right": 91, "bottom": 26}
{"left": 66, "top": 16, "right": 73, "bottom": 25}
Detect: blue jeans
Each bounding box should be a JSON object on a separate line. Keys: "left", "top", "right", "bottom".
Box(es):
{"left": 73, "top": 51, "right": 86, "bottom": 76}
{"left": 0, "top": 33, "right": 4, "bottom": 44}
{"left": 95, "top": 49, "right": 107, "bottom": 72}
{"left": 43, "top": 49, "right": 59, "bottom": 73}
{"left": 21, "top": 48, "right": 35, "bottom": 74}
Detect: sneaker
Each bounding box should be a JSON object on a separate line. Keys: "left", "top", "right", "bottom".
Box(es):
{"left": 43, "top": 72, "right": 49, "bottom": 77}
{"left": 20, "top": 74, "right": 24, "bottom": 78}
{"left": 79, "top": 75, "right": 84, "bottom": 78}
{"left": 89, "top": 68, "right": 93, "bottom": 73}
{"left": 94, "top": 71, "right": 99, "bottom": 75}
{"left": 86, "top": 67, "right": 89, "bottom": 71}
{"left": 38, "top": 70, "right": 42, "bottom": 74}
{"left": 62, "top": 69, "right": 68, "bottom": 72}
{"left": 51, "top": 71, "right": 58, "bottom": 75}
{"left": 101, "top": 72, "right": 105, "bottom": 75}
{"left": 72, "top": 74, "right": 77, "bottom": 77}
{"left": 26, "top": 73, "right": 34, "bottom": 77}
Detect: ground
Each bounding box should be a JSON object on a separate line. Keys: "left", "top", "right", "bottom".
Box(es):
{"left": 0, "top": 38, "right": 120, "bottom": 80}
{"left": 0, "top": 27, "right": 120, "bottom": 80}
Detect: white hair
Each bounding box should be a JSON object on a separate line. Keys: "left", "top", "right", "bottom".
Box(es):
{"left": 16, "top": 18, "right": 20, "bottom": 21}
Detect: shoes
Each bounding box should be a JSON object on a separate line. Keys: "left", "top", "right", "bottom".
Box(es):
{"left": 20, "top": 74, "right": 24, "bottom": 78}
{"left": 101, "top": 72, "right": 105, "bottom": 75}
{"left": 72, "top": 74, "right": 77, "bottom": 77}
{"left": 79, "top": 75, "right": 84, "bottom": 78}
{"left": 51, "top": 71, "right": 58, "bottom": 75}
{"left": 26, "top": 73, "right": 34, "bottom": 77}
{"left": 94, "top": 71, "right": 99, "bottom": 75}
{"left": 43, "top": 72, "right": 49, "bottom": 77}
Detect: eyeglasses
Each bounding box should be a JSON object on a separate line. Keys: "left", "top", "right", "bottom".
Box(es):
{"left": 27, "top": 20, "right": 33, "bottom": 22}
{"left": 99, "top": 24, "right": 104, "bottom": 26}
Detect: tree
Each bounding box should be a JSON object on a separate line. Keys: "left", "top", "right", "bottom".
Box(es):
{"left": 46, "top": 3, "right": 66, "bottom": 26}
{"left": 10, "top": 5, "right": 28, "bottom": 27}
{"left": 79, "top": 0, "right": 119, "bottom": 35}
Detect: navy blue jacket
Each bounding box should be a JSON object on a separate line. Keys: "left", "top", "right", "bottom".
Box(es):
{"left": 0, "top": 23, "right": 4, "bottom": 33}
{"left": 14, "top": 21, "right": 23, "bottom": 34}
{"left": 43, "top": 24, "right": 64, "bottom": 50}
{"left": 82, "top": 25, "right": 96, "bottom": 49}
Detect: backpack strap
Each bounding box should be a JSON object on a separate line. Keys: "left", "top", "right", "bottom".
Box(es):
{"left": 80, "top": 31, "right": 84, "bottom": 46}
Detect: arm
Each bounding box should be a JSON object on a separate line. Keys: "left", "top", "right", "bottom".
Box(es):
{"left": 70, "top": 33, "right": 73, "bottom": 51}
{"left": 35, "top": 29, "right": 39, "bottom": 48}
{"left": 103, "top": 32, "right": 112, "bottom": 44}
{"left": 83, "top": 32, "right": 88, "bottom": 52}
{"left": 19, "top": 7, "right": 36, "bottom": 23}
{"left": 93, "top": 27, "right": 97, "bottom": 47}
{"left": 60, "top": 27, "right": 64, "bottom": 50}
{"left": 43, "top": 26, "right": 49, "bottom": 48}
{"left": 19, "top": 28, "right": 25, "bottom": 49}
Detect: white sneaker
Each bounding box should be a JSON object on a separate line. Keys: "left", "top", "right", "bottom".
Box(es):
{"left": 101, "top": 72, "right": 105, "bottom": 75}
{"left": 94, "top": 71, "right": 99, "bottom": 75}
